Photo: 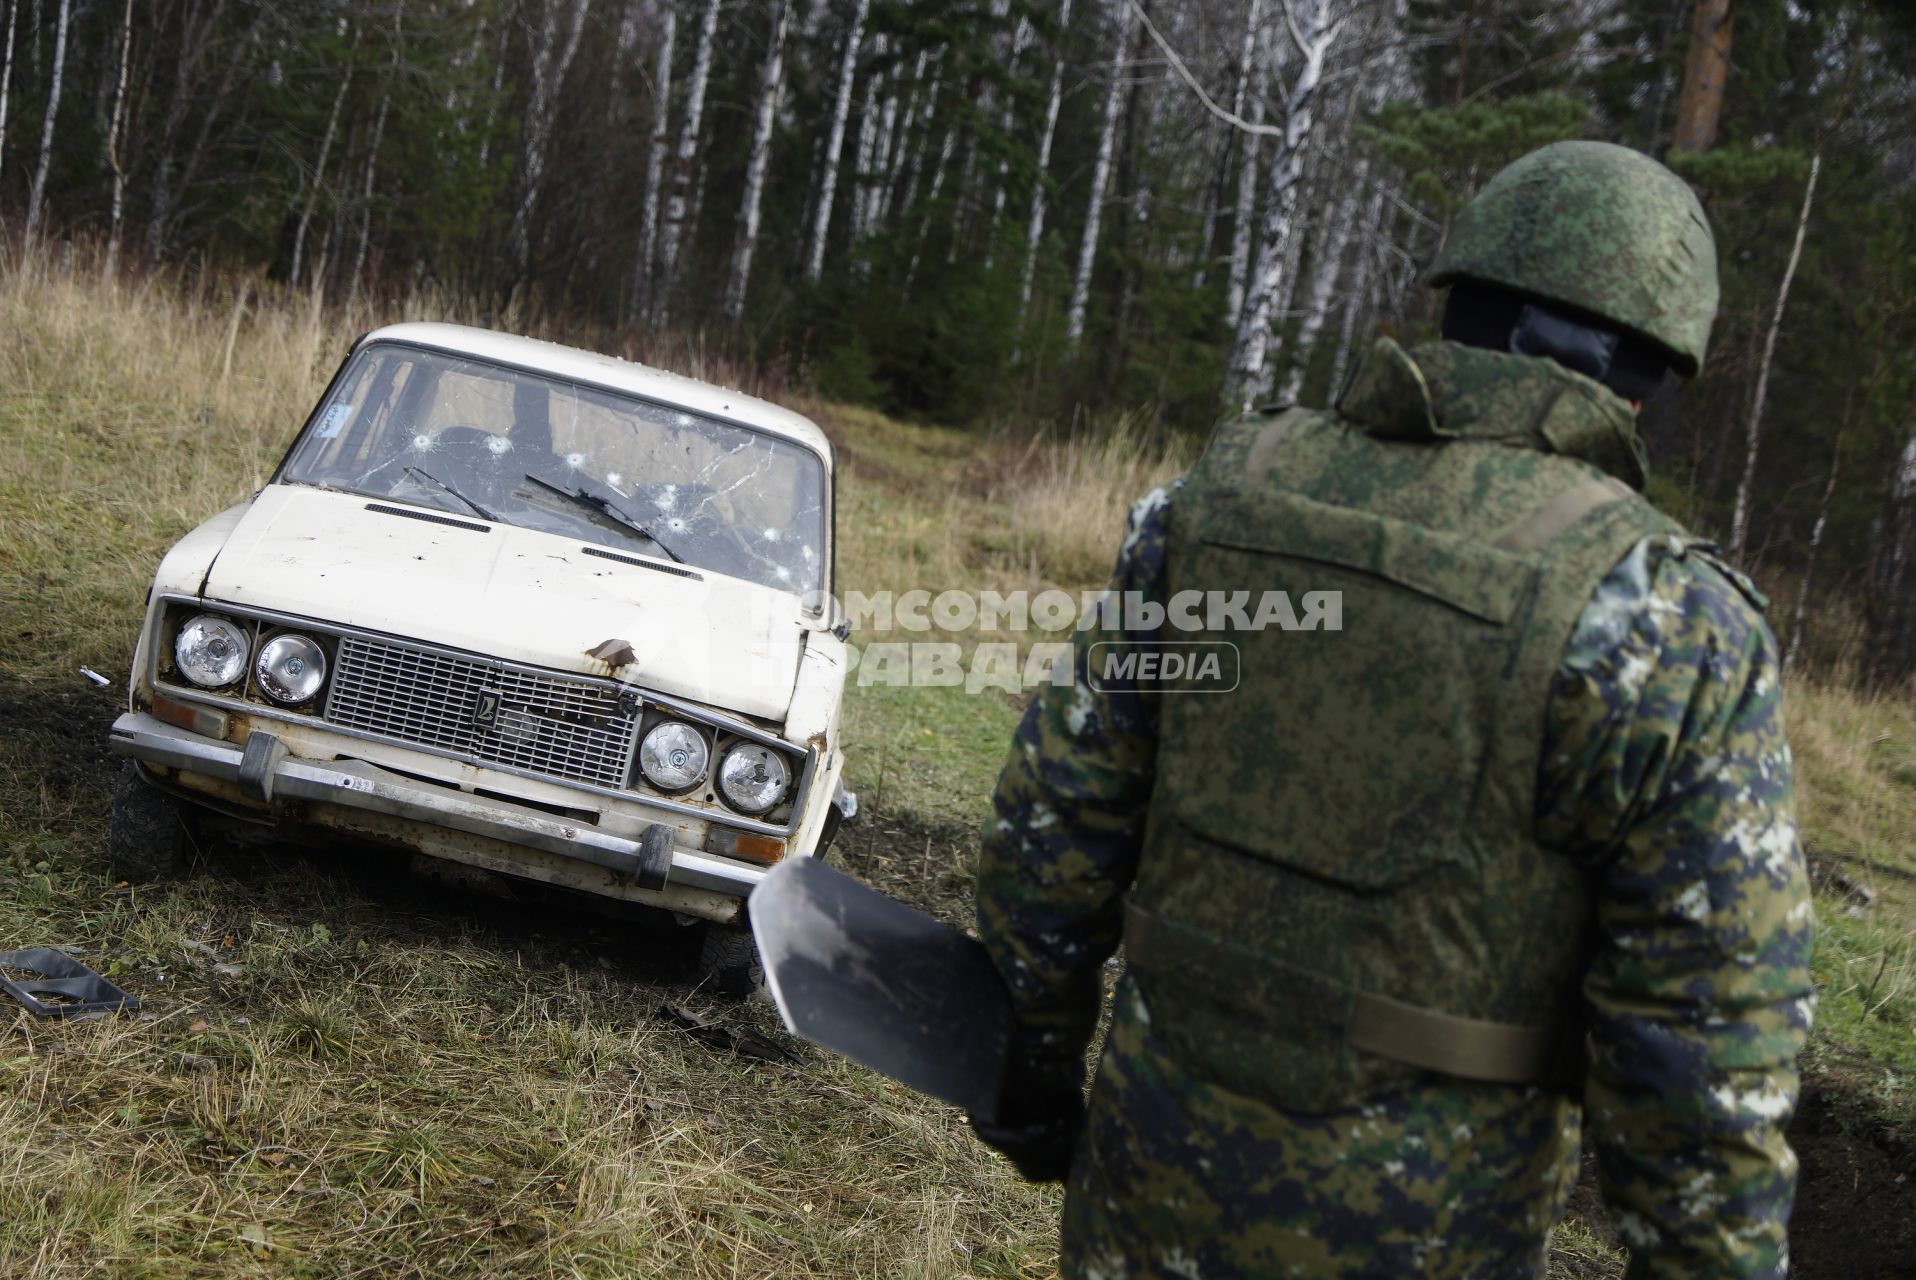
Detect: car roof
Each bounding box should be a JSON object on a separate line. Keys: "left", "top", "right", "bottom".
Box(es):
{"left": 358, "top": 322, "right": 832, "bottom": 463}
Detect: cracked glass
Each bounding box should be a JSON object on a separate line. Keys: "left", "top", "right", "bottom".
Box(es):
{"left": 282, "top": 343, "right": 829, "bottom": 597}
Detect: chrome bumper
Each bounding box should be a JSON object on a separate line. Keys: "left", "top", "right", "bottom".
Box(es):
{"left": 108, "top": 711, "right": 765, "bottom": 899}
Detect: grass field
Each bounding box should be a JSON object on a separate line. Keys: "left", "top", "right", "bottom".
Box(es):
{"left": 2, "top": 251, "right": 1912, "bottom": 1277}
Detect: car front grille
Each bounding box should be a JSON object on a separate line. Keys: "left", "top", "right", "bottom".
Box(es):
{"left": 324, "top": 636, "right": 640, "bottom": 790}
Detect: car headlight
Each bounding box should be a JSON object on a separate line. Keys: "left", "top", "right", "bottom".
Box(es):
{"left": 173, "top": 614, "right": 249, "bottom": 689}
{"left": 716, "top": 742, "right": 790, "bottom": 814}
{"left": 255, "top": 633, "right": 328, "bottom": 704}
{"left": 639, "top": 721, "right": 710, "bottom": 792}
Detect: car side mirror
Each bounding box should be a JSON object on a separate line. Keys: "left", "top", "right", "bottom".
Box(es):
{"left": 832, "top": 617, "right": 851, "bottom": 643}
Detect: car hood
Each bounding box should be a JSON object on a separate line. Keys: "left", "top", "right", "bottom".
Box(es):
{"left": 198, "top": 484, "right": 809, "bottom": 721}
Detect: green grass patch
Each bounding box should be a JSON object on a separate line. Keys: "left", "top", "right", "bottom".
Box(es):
{"left": 841, "top": 677, "right": 1023, "bottom": 837}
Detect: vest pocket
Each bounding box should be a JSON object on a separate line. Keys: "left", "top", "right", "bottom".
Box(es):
{"left": 1201, "top": 491, "right": 1535, "bottom": 625}
{"left": 1125, "top": 900, "right": 1366, "bottom": 1115}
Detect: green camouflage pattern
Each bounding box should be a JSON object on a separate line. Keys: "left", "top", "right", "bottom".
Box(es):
{"left": 974, "top": 340, "right": 1813, "bottom": 1278}
{"left": 1127, "top": 338, "right": 1681, "bottom": 1114}
{"left": 1429, "top": 141, "right": 1719, "bottom": 376}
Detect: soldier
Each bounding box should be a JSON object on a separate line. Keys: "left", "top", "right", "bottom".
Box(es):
{"left": 971, "top": 141, "right": 1815, "bottom": 1278}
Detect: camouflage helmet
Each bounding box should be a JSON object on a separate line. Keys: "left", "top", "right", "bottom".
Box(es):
{"left": 1429, "top": 141, "right": 1718, "bottom": 377}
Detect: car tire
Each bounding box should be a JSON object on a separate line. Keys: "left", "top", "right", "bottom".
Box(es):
{"left": 698, "top": 923, "right": 764, "bottom": 998}
{"left": 108, "top": 760, "right": 191, "bottom": 884}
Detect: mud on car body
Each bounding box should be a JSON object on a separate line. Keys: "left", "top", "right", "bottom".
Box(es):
{"left": 108, "top": 323, "right": 852, "bottom": 989}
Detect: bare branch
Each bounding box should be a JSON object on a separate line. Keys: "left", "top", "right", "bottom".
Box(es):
{"left": 1125, "top": 0, "right": 1283, "bottom": 139}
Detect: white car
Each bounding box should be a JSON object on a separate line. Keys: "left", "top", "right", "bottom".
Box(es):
{"left": 108, "top": 323, "right": 852, "bottom": 990}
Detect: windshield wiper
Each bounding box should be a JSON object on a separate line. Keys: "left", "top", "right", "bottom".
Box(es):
{"left": 404, "top": 466, "right": 498, "bottom": 522}
{"left": 522, "top": 474, "right": 685, "bottom": 563}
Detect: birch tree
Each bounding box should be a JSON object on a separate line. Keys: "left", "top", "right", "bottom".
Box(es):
{"left": 1066, "top": 0, "right": 1136, "bottom": 346}
{"left": 1223, "top": 0, "right": 1266, "bottom": 325}
{"left": 349, "top": 31, "right": 402, "bottom": 309}
{"left": 22, "top": 0, "right": 70, "bottom": 246}
{"left": 1274, "top": 154, "right": 1362, "bottom": 404}
{"left": 103, "top": 0, "right": 134, "bottom": 275}
{"left": 0, "top": 0, "right": 16, "bottom": 197}
{"left": 848, "top": 33, "right": 886, "bottom": 242}
{"left": 1785, "top": 423, "right": 1844, "bottom": 669}
{"left": 656, "top": 0, "right": 722, "bottom": 324}
{"left": 1326, "top": 183, "right": 1386, "bottom": 392}
{"left": 632, "top": 3, "right": 676, "bottom": 314}
{"left": 724, "top": 0, "right": 794, "bottom": 323}
{"left": 509, "top": 0, "right": 593, "bottom": 281}
{"left": 861, "top": 46, "right": 919, "bottom": 236}
{"left": 805, "top": 0, "right": 868, "bottom": 281}
{"left": 1275, "top": 2, "right": 1397, "bottom": 405}
{"left": 1225, "top": 0, "right": 1345, "bottom": 412}
{"left": 1017, "top": 0, "right": 1069, "bottom": 321}
{"left": 1729, "top": 151, "right": 1820, "bottom": 563}
{"left": 291, "top": 35, "right": 357, "bottom": 289}
{"left": 987, "top": 13, "right": 1033, "bottom": 243}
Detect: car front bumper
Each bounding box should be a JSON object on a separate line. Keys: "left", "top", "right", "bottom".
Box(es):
{"left": 108, "top": 711, "right": 768, "bottom": 918}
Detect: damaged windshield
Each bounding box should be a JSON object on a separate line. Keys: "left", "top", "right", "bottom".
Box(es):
{"left": 280, "top": 343, "right": 828, "bottom": 597}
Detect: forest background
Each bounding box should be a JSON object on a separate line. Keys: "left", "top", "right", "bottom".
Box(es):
{"left": 2, "top": 0, "right": 1915, "bottom": 684}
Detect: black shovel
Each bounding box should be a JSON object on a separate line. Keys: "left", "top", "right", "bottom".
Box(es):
{"left": 750, "top": 855, "right": 1013, "bottom": 1121}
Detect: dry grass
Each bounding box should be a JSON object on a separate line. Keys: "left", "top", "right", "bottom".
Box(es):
{"left": 5, "top": 247, "right": 1914, "bottom": 1279}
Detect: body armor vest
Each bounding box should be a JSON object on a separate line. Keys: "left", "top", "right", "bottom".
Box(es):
{"left": 1125, "top": 339, "right": 1692, "bottom": 1114}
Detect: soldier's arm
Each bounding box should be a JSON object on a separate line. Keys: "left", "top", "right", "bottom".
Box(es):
{"left": 1538, "top": 538, "right": 1815, "bottom": 1280}
{"left": 974, "top": 485, "right": 1172, "bottom": 1069}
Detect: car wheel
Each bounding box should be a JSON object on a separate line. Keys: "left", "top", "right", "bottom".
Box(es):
{"left": 697, "top": 923, "right": 764, "bottom": 998}
{"left": 108, "top": 760, "right": 191, "bottom": 883}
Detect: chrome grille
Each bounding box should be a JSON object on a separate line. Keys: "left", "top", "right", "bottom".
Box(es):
{"left": 325, "top": 636, "right": 640, "bottom": 789}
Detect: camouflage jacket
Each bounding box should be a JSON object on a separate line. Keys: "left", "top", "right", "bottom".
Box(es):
{"left": 976, "top": 342, "right": 1815, "bottom": 1278}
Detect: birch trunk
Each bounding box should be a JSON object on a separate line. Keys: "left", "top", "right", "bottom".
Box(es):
{"left": 23, "top": 0, "right": 70, "bottom": 246}
{"left": 988, "top": 15, "right": 1033, "bottom": 239}
{"left": 349, "top": 41, "right": 399, "bottom": 310}
{"left": 509, "top": 0, "right": 593, "bottom": 280}
{"left": 1225, "top": 0, "right": 1343, "bottom": 413}
{"left": 609, "top": 0, "right": 643, "bottom": 117}
{"left": 1729, "top": 150, "right": 1820, "bottom": 563}
{"left": 848, "top": 34, "right": 884, "bottom": 242}
{"left": 873, "top": 50, "right": 923, "bottom": 227}
{"left": 805, "top": 0, "right": 868, "bottom": 281}
{"left": 1019, "top": 0, "right": 1074, "bottom": 322}
{"left": 1275, "top": 156, "right": 1365, "bottom": 405}
{"left": 1223, "top": 92, "right": 1266, "bottom": 327}
{"left": 896, "top": 63, "right": 944, "bottom": 223}
{"left": 478, "top": 19, "right": 509, "bottom": 167}
{"left": 292, "top": 41, "right": 355, "bottom": 289}
{"left": 1066, "top": 0, "right": 1136, "bottom": 346}
{"left": 655, "top": 0, "right": 721, "bottom": 324}
{"left": 0, "top": 0, "right": 17, "bottom": 196}
{"left": 1326, "top": 183, "right": 1385, "bottom": 393}
{"left": 1268, "top": 142, "right": 1318, "bottom": 333}
{"left": 103, "top": 0, "right": 133, "bottom": 276}
{"left": 724, "top": 0, "right": 793, "bottom": 323}
{"left": 1216, "top": 0, "right": 1265, "bottom": 307}
{"left": 633, "top": 4, "right": 676, "bottom": 314}
{"left": 1785, "top": 425, "right": 1843, "bottom": 669}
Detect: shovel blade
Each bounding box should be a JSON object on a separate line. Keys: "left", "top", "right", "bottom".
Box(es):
{"left": 751, "top": 856, "right": 1012, "bottom": 1121}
